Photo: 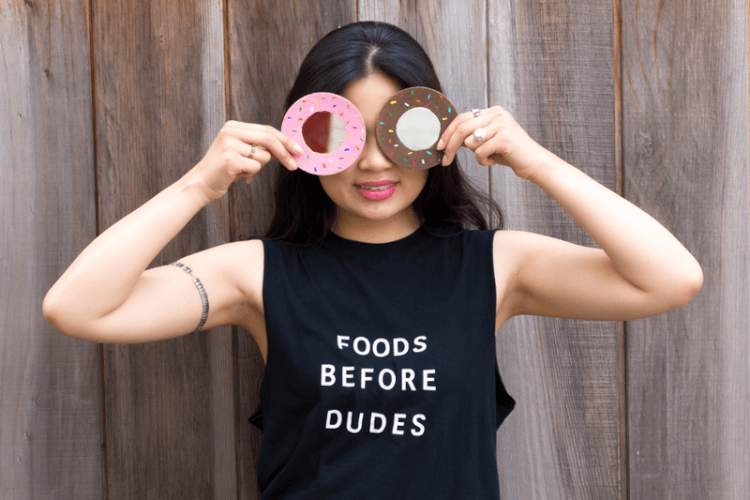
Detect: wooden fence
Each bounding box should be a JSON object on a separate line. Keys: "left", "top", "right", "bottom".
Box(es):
{"left": 2, "top": 0, "right": 748, "bottom": 498}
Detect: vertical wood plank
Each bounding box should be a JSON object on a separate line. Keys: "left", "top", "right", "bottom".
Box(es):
{"left": 612, "top": 2, "right": 629, "bottom": 499}
{"left": 489, "top": 2, "right": 621, "bottom": 499}
{"left": 225, "top": 1, "right": 356, "bottom": 497}
{"left": 621, "top": 0, "right": 750, "bottom": 498}
{"left": 0, "top": 1, "right": 104, "bottom": 498}
{"left": 358, "top": 0, "right": 491, "bottom": 215}
{"left": 92, "top": 1, "right": 236, "bottom": 498}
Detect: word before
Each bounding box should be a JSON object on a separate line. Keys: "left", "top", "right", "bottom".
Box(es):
{"left": 321, "top": 364, "right": 436, "bottom": 391}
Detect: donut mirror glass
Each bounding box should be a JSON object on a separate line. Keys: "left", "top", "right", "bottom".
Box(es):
{"left": 301, "top": 111, "right": 346, "bottom": 154}
{"left": 395, "top": 107, "right": 442, "bottom": 150}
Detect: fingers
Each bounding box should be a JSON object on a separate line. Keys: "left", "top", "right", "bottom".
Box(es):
{"left": 435, "top": 111, "right": 465, "bottom": 158}
{"left": 238, "top": 142, "right": 270, "bottom": 163}
{"left": 436, "top": 106, "right": 508, "bottom": 166}
{"left": 436, "top": 108, "right": 492, "bottom": 165}
{"left": 474, "top": 140, "right": 502, "bottom": 166}
{"left": 232, "top": 144, "right": 265, "bottom": 183}
{"left": 259, "top": 127, "right": 304, "bottom": 171}
{"left": 225, "top": 121, "right": 303, "bottom": 171}
{"left": 437, "top": 109, "right": 479, "bottom": 150}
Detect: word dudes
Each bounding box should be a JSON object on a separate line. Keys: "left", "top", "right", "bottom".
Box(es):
{"left": 326, "top": 410, "right": 426, "bottom": 436}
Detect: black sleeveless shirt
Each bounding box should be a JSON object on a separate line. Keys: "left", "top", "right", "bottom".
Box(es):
{"left": 253, "top": 226, "right": 515, "bottom": 499}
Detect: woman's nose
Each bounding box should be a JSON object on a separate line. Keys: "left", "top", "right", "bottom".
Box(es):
{"left": 357, "top": 136, "right": 392, "bottom": 172}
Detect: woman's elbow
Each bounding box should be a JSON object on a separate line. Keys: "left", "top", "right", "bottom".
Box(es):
{"left": 669, "top": 259, "right": 704, "bottom": 309}
{"left": 42, "top": 294, "right": 88, "bottom": 341}
{"left": 42, "top": 296, "right": 71, "bottom": 337}
{"left": 42, "top": 293, "right": 61, "bottom": 328}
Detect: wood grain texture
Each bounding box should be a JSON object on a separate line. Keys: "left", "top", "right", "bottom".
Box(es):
{"left": 489, "top": 2, "right": 621, "bottom": 499}
{"left": 358, "top": 0, "right": 492, "bottom": 219}
{"left": 226, "top": 1, "right": 356, "bottom": 497}
{"left": 91, "top": 1, "right": 236, "bottom": 498}
{"left": 0, "top": 1, "right": 103, "bottom": 498}
{"left": 621, "top": 0, "right": 750, "bottom": 498}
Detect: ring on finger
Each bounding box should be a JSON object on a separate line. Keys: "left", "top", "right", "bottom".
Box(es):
{"left": 473, "top": 128, "right": 487, "bottom": 142}
{"left": 249, "top": 144, "right": 257, "bottom": 159}
{"left": 471, "top": 108, "right": 481, "bottom": 117}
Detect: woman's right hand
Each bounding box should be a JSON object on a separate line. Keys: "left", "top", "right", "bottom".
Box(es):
{"left": 191, "top": 120, "right": 304, "bottom": 203}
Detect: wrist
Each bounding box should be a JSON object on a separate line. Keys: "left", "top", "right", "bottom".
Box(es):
{"left": 174, "top": 171, "right": 215, "bottom": 209}
{"left": 523, "top": 149, "right": 566, "bottom": 187}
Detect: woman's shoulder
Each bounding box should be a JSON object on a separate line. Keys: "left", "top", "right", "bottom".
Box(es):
{"left": 212, "top": 238, "right": 265, "bottom": 257}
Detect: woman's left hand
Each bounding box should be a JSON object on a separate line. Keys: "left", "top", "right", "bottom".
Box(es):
{"left": 436, "top": 106, "right": 552, "bottom": 181}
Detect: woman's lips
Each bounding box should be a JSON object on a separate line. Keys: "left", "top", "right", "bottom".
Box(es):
{"left": 357, "top": 180, "right": 395, "bottom": 187}
{"left": 356, "top": 181, "right": 397, "bottom": 201}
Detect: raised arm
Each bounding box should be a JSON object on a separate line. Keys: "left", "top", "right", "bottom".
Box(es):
{"left": 43, "top": 121, "right": 302, "bottom": 344}
{"left": 437, "top": 107, "right": 703, "bottom": 326}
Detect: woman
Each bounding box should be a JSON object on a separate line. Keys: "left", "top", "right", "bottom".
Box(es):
{"left": 43, "top": 22, "right": 702, "bottom": 498}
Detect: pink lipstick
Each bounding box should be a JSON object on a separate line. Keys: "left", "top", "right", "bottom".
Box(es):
{"left": 355, "top": 180, "right": 397, "bottom": 201}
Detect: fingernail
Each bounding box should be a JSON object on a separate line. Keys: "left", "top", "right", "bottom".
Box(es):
{"left": 293, "top": 143, "right": 304, "bottom": 155}
{"left": 436, "top": 139, "right": 444, "bottom": 150}
{"left": 289, "top": 159, "right": 298, "bottom": 169}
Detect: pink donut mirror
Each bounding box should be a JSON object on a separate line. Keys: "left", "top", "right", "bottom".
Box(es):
{"left": 281, "top": 92, "right": 366, "bottom": 175}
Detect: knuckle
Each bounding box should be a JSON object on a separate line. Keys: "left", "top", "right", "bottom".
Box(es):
{"left": 221, "top": 149, "right": 234, "bottom": 166}
{"left": 263, "top": 129, "right": 275, "bottom": 144}
{"left": 217, "top": 127, "right": 235, "bottom": 145}
{"left": 456, "top": 123, "right": 471, "bottom": 136}
{"left": 216, "top": 135, "right": 230, "bottom": 153}
{"left": 219, "top": 152, "right": 232, "bottom": 171}
{"left": 223, "top": 120, "right": 240, "bottom": 134}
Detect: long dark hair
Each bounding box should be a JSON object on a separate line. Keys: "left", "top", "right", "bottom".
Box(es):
{"left": 264, "top": 21, "right": 503, "bottom": 244}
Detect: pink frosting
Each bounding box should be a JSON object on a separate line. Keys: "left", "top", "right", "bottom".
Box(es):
{"left": 281, "top": 92, "right": 366, "bottom": 175}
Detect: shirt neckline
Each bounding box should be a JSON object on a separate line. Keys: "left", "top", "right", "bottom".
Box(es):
{"left": 324, "top": 226, "right": 426, "bottom": 255}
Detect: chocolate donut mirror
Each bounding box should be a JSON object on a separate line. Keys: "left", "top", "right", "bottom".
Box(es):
{"left": 376, "top": 87, "right": 456, "bottom": 169}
